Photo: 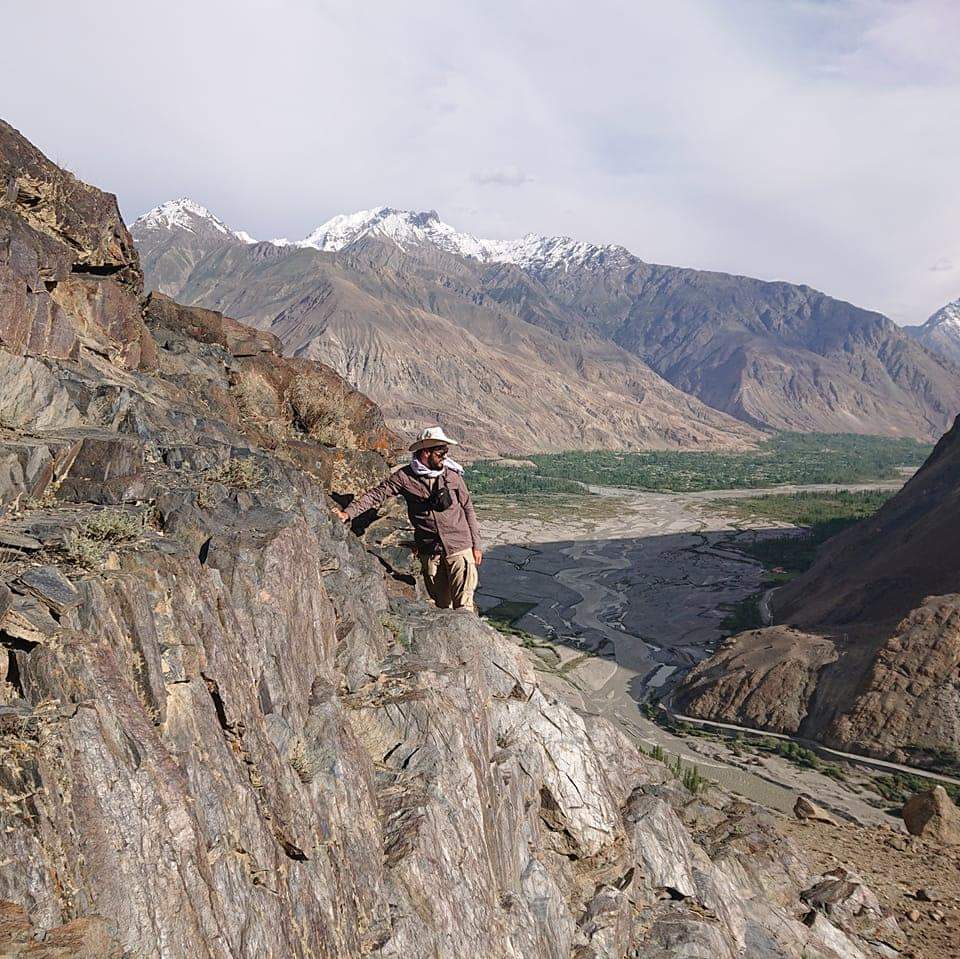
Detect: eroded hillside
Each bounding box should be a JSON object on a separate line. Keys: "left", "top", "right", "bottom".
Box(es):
{"left": 133, "top": 203, "right": 960, "bottom": 451}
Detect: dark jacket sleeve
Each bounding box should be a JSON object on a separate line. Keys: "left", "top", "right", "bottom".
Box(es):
{"left": 344, "top": 470, "right": 406, "bottom": 520}
{"left": 458, "top": 476, "right": 482, "bottom": 549}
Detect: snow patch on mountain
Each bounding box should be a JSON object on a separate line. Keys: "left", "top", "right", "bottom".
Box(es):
{"left": 927, "top": 297, "right": 960, "bottom": 331}
{"left": 292, "top": 206, "right": 631, "bottom": 271}
{"left": 135, "top": 201, "right": 632, "bottom": 271}
{"left": 132, "top": 199, "right": 257, "bottom": 244}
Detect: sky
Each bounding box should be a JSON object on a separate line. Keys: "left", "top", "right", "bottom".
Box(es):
{"left": 3, "top": 0, "right": 959, "bottom": 324}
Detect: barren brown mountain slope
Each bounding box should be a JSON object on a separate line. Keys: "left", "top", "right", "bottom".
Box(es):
{"left": 135, "top": 205, "right": 960, "bottom": 449}
{"left": 676, "top": 416, "right": 960, "bottom": 771}
{"left": 483, "top": 254, "right": 960, "bottom": 442}
{"left": 145, "top": 234, "right": 762, "bottom": 455}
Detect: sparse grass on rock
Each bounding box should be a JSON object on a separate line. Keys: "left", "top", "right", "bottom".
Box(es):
{"left": 288, "top": 376, "right": 355, "bottom": 448}
{"left": 205, "top": 458, "right": 264, "bottom": 490}
{"left": 63, "top": 509, "right": 143, "bottom": 568}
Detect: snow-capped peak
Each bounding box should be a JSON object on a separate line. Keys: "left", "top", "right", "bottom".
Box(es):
{"left": 926, "top": 296, "right": 960, "bottom": 331}
{"left": 132, "top": 198, "right": 257, "bottom": 244}
{"left": 290, "top": 205, "right": 629, "bottom": 271}
{"left": 134, "top": 201, "right": 631, "bottom": 272}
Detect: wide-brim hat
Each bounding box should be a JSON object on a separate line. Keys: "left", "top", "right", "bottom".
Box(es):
{"left": 408, "top": 426, "right": 460, "bottom": 452}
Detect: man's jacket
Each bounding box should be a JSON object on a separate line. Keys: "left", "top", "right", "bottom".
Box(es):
{"left": 344, "top": 465, "right": 482, "bottom": 555}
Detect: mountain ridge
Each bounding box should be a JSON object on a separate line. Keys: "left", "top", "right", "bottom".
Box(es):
{"left": 133, "top": 200, "right": 635, "bottom": 272}
{"left": 906, "top": 296, "right": 960, "bottom": 365}
{"left": 133, "top": 199, "right": 960, "bottom": 450}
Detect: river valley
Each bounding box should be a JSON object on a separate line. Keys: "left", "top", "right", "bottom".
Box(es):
{"left": 476, "top": 481, "right": 914, "bottom": 823}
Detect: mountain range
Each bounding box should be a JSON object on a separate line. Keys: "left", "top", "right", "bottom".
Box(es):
{"left": 132, "top": 201, "right": 960, "bottom": 454}
{"left": 0, "top": 115, "right": 897, "bottom": 959}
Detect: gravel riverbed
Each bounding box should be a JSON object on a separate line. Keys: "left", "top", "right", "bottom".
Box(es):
{"left": 477, "top": 481, "right": 908, "bottom": 822}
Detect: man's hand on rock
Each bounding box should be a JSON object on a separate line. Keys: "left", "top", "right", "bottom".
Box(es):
{"left": 473, "top": 548, "right": 483, "bottom": 566}
{"left": 332, "top": 507, "right": 349, "bottom": 523}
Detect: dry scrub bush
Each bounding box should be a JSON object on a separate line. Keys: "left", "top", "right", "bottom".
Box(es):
{"left": 288, "top": 376, "right": 355, "bottom": 448}
{"left": 63, "top": 509, "right": 143, "bottom": 568}
{"left": 206, "top": 458, "right": 264, "bottom": 490}
{"left": 231, "top": 370, "right": 281, "bottom": 423}
{"left": 289, "top": 737, "right": 322, "bottom": 784}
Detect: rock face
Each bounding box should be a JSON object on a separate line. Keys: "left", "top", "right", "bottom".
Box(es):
{"left": 901, "top": 788, "right": 960, "bottom": 845}
{"left": 133, "top": 202, "right": 960, "bottom": 450}
{"left": 0, "top": 118, "right": 150, "bottom": 369}
{"left": 794, "top": 796, "right": 840, "bottom": 827}
{"left": 674, "top": 627, "right": 838, "bottom": 735}
{"left": 676, "top": 417, "right": 960, "bottom": 769}
{"left": 0, "top": 119, "right": 893, "bottom": 958}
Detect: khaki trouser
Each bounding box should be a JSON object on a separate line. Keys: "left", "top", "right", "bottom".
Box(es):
{"left": 420, "top": 548, "right": 478, "bottom": 611}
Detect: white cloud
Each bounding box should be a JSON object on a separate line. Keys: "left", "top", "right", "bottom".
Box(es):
{"left": 1, "top": 0, "right": 958, "bottom": 323}
{"left": 472, "top": 165, "right": 533, "bottom": 187}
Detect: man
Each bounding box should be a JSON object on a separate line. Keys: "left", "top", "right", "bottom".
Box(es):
{"left": 332, "top": 426, "right": 482, "bottom": 611}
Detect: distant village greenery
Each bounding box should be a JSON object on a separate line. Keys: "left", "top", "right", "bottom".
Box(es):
{"left": 730, "top": 489, "right": 895, "bottom": 577}
{"left": 716, "top": 488, "right": 894, "bottom": 531}
{"left": 470, "top": 432, "right": 930, "bottom": 496}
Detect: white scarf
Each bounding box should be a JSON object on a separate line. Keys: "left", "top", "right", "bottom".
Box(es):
{"left": 409, "top": 454, "right": 465, "bottom": 479}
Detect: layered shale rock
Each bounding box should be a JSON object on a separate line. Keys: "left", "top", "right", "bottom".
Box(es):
{"left": 0, "top": 119, "right": 894, "bottom": 957}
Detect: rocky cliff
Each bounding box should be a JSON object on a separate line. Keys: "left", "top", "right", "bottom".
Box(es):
{"left": 0, "top": 119, "right": 897, "bottom": 958}
{"left": 676, "top": 416, "right": 960, "bottom": 772}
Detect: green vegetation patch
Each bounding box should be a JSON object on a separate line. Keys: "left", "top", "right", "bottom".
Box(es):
{"left": 715, "top": 489, "right": 894, "bottom": 528}
{"left": 474, "top": 433, "right": 929, "bottom": 495}
{"left": 484, "top": 600, "right": 537, "bottom": 628}
{"left": 468, "top": 463, "right": 587, "bottom": 496}
{"left": 874, "top": 772, "right": 960, "bottom": 807}
{"left": 719, "top": 592, "right": 764, "bottom": 632}
{"left": 639, "top": 741, "right": 709, "bottom": 794}
{"left": 731, "top": 489, "right": 894, "bottom": 577}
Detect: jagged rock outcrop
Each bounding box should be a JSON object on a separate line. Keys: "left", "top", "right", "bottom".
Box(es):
{"left": 0, "top": 119, "right": 894, "bottom": 957}
{"left": 676, "top": 416, "right": 960, "bottom": 770}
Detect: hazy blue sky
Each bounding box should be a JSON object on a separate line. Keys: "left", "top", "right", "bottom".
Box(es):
{"left": 3, "top": 0, "right": 958, "bottom": 323}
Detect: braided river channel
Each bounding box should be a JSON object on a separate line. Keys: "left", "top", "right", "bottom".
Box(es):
{"left": 477, "top": 481, "right": 908, "bottom": 822}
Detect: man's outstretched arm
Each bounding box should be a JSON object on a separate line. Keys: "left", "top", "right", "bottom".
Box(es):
{"left": 333, "top": 471, "right": 405, "bottom": 523}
